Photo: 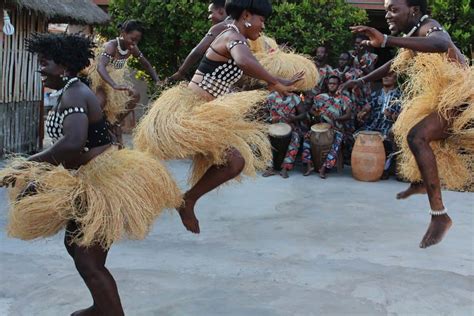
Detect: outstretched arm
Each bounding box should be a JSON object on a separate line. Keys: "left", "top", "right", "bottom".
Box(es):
{"left": 350, "top": 23, "right": 451, "bottom": 53}
{"left": 230, "top": 42, "right": 304, "bottom": 96}
{"left": 170, "top": 23, "right": 229, "bottom": 81}
{"left": 132, "top": 46, "right": 160, "bottom": 83}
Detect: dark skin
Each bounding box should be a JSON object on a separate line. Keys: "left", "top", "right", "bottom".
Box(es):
{"left": 97, "top": 29, "right": 160, "bottom": 139}
{"left": 353, "top": 37, "right": 377, "bottom": 75}
{"left": 179, "top": 11, "right": 304, "bottom": 234}
{"left": 262, "top": 96, "right": 307, "bottom": 179}
{"left": 314, "top": 78, "right": 351, "bottom": 179}
{"left": 31, "top": 57, "right": 124, "bottom": 316}
{"left": 168, "top": 10, "right": 230, "bottom": 82}
{"left": 315, "top": 46, "right": 330, "bottom": 68}
{"left": 341, "top": 0, "right": 467, "bottom": 248}
{"left": 358, "top": 72, "right": 398, "bottom": 123}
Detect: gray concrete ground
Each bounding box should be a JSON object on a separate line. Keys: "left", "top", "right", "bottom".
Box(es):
{"left": 1, "top": 152, "right": 473, "bottom": 315}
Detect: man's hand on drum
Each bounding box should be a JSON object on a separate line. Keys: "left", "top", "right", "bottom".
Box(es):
{"left": 350, "top": 26, "right": 385, "bottom": 48}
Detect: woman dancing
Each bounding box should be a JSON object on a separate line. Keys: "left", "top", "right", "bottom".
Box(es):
{"left": 134, "top": 0, "right": 304, "bottom": 234}
{"left": 0, "top": 33, "right": 181, "bottom": 315}
{"left": 89, "top": 20, "right": 161, "bottom": 143}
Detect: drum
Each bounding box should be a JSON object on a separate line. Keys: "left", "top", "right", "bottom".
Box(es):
{"left": 310, "top": 123, "right": 335, "bottom": 170}
{"left": 268, "top": 123, "right": 292, "bottom": 170}
{"left": 351, "top": 131, "right": 386, "bottom": 181}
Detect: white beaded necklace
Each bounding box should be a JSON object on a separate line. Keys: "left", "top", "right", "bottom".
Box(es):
{"left": 404, "top": 14, "right": 429, "bottom": 37}
{"left": 57, "top": 77, "right": 79, "bottom": 105}
{"left": 116, "top": 37, "right": 129, "bottom": 55}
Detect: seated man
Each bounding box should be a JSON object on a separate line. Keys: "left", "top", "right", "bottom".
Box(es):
{"left": 360, "top": 72, "right": 401, "bottom": 138}
{"left": 262, "top": 91, "right": 309, "bottom": 178}
{"left": 307, "top": 75, "right": 352, "bottom": 178}
{"left": 332, "top": 52, "right": 371, "bottom": 128}
{"left": 359, "top": 72, "right": 402, "bottom": 178}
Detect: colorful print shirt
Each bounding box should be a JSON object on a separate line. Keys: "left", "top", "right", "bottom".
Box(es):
{"left": 365, "top": 88, "right": 402, "bottom": 136}
{"left": 265, "top": 91, "right": 301, "bottom": 123}
{"left": 312, "top": 93, "right": 352, "bottom": 130}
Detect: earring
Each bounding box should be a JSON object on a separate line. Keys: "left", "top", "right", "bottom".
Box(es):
{"left": 244, "top": 21, "right": 252, "bottom": 28}
{"left": 61, "top": 71, "right": 69, "bottom": 82}
{"left": 412, "top": 13, "right": 415, "bottom": 16}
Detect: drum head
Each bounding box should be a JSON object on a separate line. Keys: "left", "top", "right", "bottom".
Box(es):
{"left": 311, "top": 123, "right": 331, "bottom": 133}
{"left": 268, "top": 123, "right": 292, "bottom": 137}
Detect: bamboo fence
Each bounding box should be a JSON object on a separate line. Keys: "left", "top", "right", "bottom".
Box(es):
{"left": 1, "top": 9, "right": 46, "bottom": 156}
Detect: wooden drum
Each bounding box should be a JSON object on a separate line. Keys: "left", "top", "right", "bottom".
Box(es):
{"left": 310, "top": 123, "right": 334, "bottom": 170}
{"left": 268, "top": 123, "right": 292, "bottom": 170}
{"left": 351, "top": 131, "right": 386, "bottom": 181}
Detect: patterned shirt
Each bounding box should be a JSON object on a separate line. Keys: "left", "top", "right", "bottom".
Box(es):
{"left": 312, "top": 93, "right": 352, "bottom": 130}
{"left": 265, "top": 92, "right": 301, "bottom": 123}
{"left": 303, "top": 64, "right": 334, "bottom": 107}
{"left": 331, "top": 66, "right": 370, "bottom": 114}
{"left": 365, "top": 87, "right": 402, "bottom": 136}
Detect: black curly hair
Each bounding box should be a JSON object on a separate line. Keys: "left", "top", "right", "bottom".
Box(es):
{"left": 25, "top": 33, "right": 96, "bottom": 74}
{"left": 118, "top": 20, "right": 145, "bottom": 34}
{"left": 225, "top": 0, "right": 272, "bottom": 20}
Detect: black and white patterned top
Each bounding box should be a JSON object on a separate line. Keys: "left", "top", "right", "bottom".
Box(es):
{"left": 45, "top": 107, "right": 111, "bottom": 151}
{"left": 193, "top": 40, "right": 247, "bottom": 98}
{"left": 46, "top": 107, "right": 87, "bottom": 143}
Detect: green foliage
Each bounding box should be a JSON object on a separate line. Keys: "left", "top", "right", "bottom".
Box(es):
{"left": 99, "top": 0, "right": 210, "bottom": 78}
{"left": 99, "top": 0, "right": 367, "bottom": 81}
{"left": 429, "top": 0, "right": 473, "bottom": 56}
{"left": 266, "top": 0, "right": 367, "bottom": 58}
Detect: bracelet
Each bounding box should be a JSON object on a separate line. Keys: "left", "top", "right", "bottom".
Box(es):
{"left": 381, "top": 34, "right": 388, "bottom": 48}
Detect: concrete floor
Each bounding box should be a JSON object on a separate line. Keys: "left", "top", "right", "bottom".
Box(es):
{"left": 0, "top": 159, "right": 473, "bottom": 316}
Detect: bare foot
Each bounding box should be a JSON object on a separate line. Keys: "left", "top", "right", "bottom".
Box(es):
{"left": 71, "top": 306, "right": 99, "bottom": 316}
{"left": 303, "top": 164, "right": 314, "bottom": 176}
{"left": 176, "top": 198, "right": 200, "bottom": 234}
{"left": 280, "top": 168, "right": 289, "bottom": 178}
{"left": 318, "top": 166, "right": 327, "bottom": 179}
{"left": 419, "top": 214, "right": 452, "bottom": 248}
{"left": 396, "top": 182, "right": 426, "bottom": 199}
{"left": 262, "top": 168, "right": 277, "bottom": 177}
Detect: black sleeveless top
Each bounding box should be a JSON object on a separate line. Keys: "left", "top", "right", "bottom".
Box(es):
{"left": 192, "top": 27, "right": 248, "bottom": 97}
{"left": 45, "top": 107, "right": 111, "bottom": 152}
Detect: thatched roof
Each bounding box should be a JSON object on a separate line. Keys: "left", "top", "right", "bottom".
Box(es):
{"left": 6, "top": 0, "right": 110, "bottom": 25}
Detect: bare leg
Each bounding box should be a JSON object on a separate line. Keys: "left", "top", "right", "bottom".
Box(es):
{"left": 396, "top": 182, "right": 427, "bottom": 199}
{"left": 405, "top": 113, "right": 453, "bottom": 248}
{"left": 177, "top": 148, "right": 245, "bottom": 234}
{"left": 65, "top": 223, "right": 124, "bottom": 316}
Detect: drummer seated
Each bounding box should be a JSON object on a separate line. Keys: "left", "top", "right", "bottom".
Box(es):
{"left": 262, "top": 91, "right": 309, "bottom": 178}
{"left": 359, "top": 72, "right": 402, "bottom": 178}
{"left": 309, "top": 76, "right": 352, "bottom": 178}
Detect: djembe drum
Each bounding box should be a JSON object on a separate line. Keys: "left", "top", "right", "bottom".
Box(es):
{"left": 310, "top": 123, "right": 335, "bottom": 170}
{"left": 268, "top": 123, "right": 292, "bottom": 171}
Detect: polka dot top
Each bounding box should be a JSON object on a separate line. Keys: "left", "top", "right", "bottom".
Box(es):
{"left": 193, "top": 40, "right": 248, "bottom": 98}
{"left": 45, "top": 107, "right": 111, "bottom": 152}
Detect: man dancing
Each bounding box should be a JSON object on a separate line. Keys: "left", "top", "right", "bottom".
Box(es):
{"left": 342, "top": 0, "right": 473, "bottom": 248}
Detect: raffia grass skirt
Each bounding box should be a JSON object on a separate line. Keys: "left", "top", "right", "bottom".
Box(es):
{"left": 87, "top": 63, "right": 134, "bottom": 124}
{"left": 0, "top": 148, "right": 182, "bottom": 249}
{"left": 133, "top": 84, "right": 272, "bottom": 185}
{"left": 392, "top": 52, "right": 474, "bottom": 190}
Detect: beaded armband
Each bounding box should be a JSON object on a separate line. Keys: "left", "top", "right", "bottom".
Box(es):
{"left": 426, "top": 26, "right": 446, "bottom": 37}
